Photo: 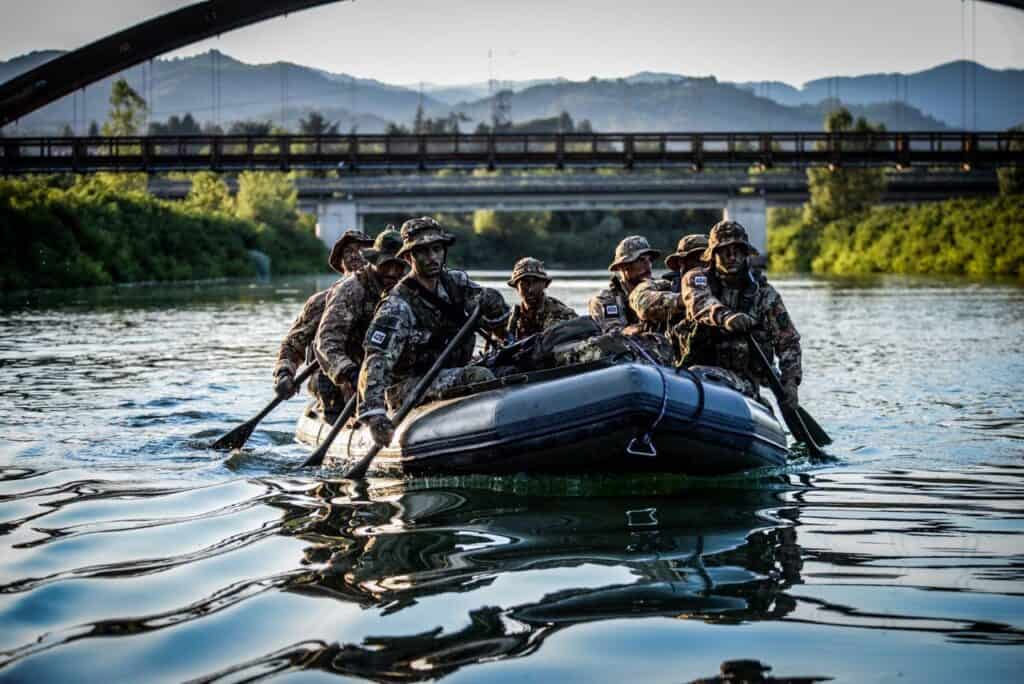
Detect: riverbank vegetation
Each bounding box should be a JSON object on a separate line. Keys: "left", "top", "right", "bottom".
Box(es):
{"left": 769, "top": 111, "right": 1024, "bottom": 280}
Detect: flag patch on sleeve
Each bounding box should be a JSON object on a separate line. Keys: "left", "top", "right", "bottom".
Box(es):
{"left": 693, "top": 275, "right": 708, "bottom": 286}
{"left": 368, "top": 328, "right": 390, "bottom": 347}
{"left": 604, "top": 304, "right": 619, "bottom": 316}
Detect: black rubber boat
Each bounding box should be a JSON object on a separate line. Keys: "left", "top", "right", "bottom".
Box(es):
{"left": 296, "top": 360, "right": 790, "bottom": 476}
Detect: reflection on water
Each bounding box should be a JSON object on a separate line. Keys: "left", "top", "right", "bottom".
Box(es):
{"left": 1, "top": 273, "right": 1023, "bottom": 681}
{"left": 1, "top": 467, "right": 1022, "bottom": 682}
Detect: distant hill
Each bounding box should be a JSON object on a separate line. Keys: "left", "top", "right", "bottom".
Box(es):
{"left": 736, "top": 61, "right": 1024, "bottom": 130}
{"left": 1, "top": 50, "right": 1017, "bottom": 135}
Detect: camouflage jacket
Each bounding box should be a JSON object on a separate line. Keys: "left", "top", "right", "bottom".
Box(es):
{"left": 273, "top": 288, "right": 331, "bottom": 380}
{"left": 628, "top": 277, "right": 684, "bottom": 334}
{"left": 314, "top": 267, "right": 388, "bottom": 386}
{"left": 506, "top": 295, "right": 577, "bottom": 343}
{"left": 588, "top": 277, "right": 637, "bottom": 332}
{"left": 681, "top": 267, "right": 802, "bottom": 388}
{"left": 358, "top": 269, "right": 510, "bottom": 419}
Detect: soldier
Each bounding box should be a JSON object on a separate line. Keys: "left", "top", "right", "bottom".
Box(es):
{"left": 505, "top": 257, "right": 577, "bottom": 343}
{"left": 358, "top": 217, "right": 510, "bottom": 447}
{"left": 588, "top": 235, "right": 661, "bottom": 332}
{"left": 272, "top": 229, "right": 374, "bottom": 409}
{"left": 314, "top": 228, "right": 409, "bottom": 415}
{"left": 681, "top": 220, "right": 802, "bottom": 407}
{"left": 662, "top": 233, "right": 709, "bottom": 366}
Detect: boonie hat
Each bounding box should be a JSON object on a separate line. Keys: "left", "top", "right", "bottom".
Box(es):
{"left": 608, "top": 235, "right": 660, "bottom": 271}
{"left": 665, "top": 234, "right": 710, "bottom": 271}
{"left": 328, "top": 229, "right": 374, "bottom": 273}
{"left": 701, "top": 220, "right": 760, "bottom": 262}
{"left": 396, "top": 217, "right": 456, "bottom": 258}
{"left": 507, "top": 257, "right": 551, "bottom": 287}
{"left": 368, "top": 227, "right": 405, "bottom": 268}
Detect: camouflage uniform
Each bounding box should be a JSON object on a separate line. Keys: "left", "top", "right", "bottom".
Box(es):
{"left": 628, "top": 278, "right": 683, "bottom": 334}
{"left": 662, "top": 234, "right": 710, "bottom": 367}
{"left": 505, "top": 257, "right": 576, "bottom": 342}
{"left": 681, "top": 222, "right": 801, "bottom": 398}
{"left": 315, "top": 229, "right": 405, "bottom": 402}
{"left": 588, "top": 235, "right": 663, "bottom": 332}
{"left": 358, "top": 220, "right": 510, "bottom": 420}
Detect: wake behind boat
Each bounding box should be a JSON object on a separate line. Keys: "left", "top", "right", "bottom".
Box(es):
{"left": 295, "top": 361, "right": 790, "bottom": 476}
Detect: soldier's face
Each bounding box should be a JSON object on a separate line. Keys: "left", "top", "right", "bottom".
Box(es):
{"left": 516, "top": 277, "right": 547, "bottom": 308}
{"left": 621, "top": 254, "right": 653, "bottom": 286}
{"left": 409, "top": 243, "right": 446, "bottom": 279}
{"left": 341, "top": 244, "right": 366, "bottom": 274}
{"left": 683, "top": 254, "right": 703, "bottom": 273}
{"left": 714, "top": 244, "right": 747, "bottom": 276}
{"left": 376, "top": 260, "right": 408, "bottom": 291}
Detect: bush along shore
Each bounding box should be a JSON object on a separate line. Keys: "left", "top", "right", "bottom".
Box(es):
{"left": 1, "top": 172, "right": 326, "bottom": 291}
{"left": 769, "top": 194, "right": 1024, "bottom": 280}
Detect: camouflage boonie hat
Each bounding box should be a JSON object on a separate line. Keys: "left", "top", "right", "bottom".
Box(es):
{"left": 608, "top": 235, "right": 661, "bottom": 271}
{"left": 665, "top": 233, "right": 710, "bottom": 271}
{"left": 507, "top": 257, "right": 551, "bottom": 287}
{"left": 701, "top": 220, "right": 760, "bottom": 262}
{"left": 395, "top": 216, "right": 456, "bottom": 258}
{"left": 328, "top": 229, "right": 374, "bottom": 273}
{"left": 365, "top": 227, "right": 405, "bottom": 267}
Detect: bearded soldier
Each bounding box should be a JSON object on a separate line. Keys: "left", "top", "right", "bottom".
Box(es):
{"left": 314, "top": 228, "right": 408, "bottom": 418}
{"left": 588, "top": 235, "right": 663, "bottom": 332}
{"left": 505, "top": 257, "right": 576, "bottom": 343}
{"left": 273, "top": 230, "right": 374, "bottom": 412}
{"left": 661, "top": 233, "right": 709, "bottom": 366}
{"left": 358, "top": 217, "right": 510, "bottom": 447}
{"left": 681, "top": 220, "right": 802, "bottom": 407}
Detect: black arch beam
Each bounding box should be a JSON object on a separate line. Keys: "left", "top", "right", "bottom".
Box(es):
{"left": 0, "top": 0, "right": 346, "bottom": 127}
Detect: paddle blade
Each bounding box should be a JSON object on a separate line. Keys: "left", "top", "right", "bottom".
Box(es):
{"left": 798, "top": 406, "right": 832, "bottom": 445}
{"left": 210, "top": 420, "right": 256, "bottom": 451}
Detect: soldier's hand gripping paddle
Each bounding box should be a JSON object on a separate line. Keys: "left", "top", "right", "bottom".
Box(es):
{"left": 211, "top": 363, "right": 318, "bottom": 451}
{"left": 343, "top": 304, "right": 483, "bottom": 480}
{"left": 299, "top": 394, "right": 358, "bottom": 468}
{"left": 746, "top": 335, "right": 829, "bottom": 459}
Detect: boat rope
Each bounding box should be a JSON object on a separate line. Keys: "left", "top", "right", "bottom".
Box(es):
{"left": 624, "top": 338, "right": 669, "bottom": 458}
{"left": 675, "top": 366, "right": 706, "bottom": 427}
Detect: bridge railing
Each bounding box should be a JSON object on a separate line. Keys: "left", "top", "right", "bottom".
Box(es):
{"left": 2, "top": 131, "right": 1022, "bottom": 174}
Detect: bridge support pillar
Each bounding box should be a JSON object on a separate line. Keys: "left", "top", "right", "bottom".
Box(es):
{"left": 723, "top": 196, "right": 767, "bottom": 255}
{"left": 315, "top": 199, "right": 362, "bottom": 248}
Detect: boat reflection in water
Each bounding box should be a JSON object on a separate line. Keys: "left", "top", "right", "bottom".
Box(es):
{"left": 243, "top": 477, "right": 808, "bottom": 680}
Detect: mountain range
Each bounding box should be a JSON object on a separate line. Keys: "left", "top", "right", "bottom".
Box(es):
{"left": 1, "top": 49, "right": 1021, "bottom": 135}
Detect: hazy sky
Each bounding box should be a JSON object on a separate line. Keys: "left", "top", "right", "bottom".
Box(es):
{"left": 2, "top": 0, "right": 1023, "bottom": 86}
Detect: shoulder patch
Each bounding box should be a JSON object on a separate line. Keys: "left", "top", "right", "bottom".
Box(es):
{"left": 693, "top": 275, "right": 708, "bottom": 287}
{"left": 604, "top": 303, "right": 620, "bottom": 317}
{"left": 365, "top": 327, "right": 391, "bottom": 348}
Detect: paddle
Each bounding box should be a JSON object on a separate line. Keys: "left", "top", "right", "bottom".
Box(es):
{"left": 746, "top": 335, "right": 828, "bottom": 458}
{"left": 211, "top": 363, "right": 317, "bottom": 451}
{"left": 342, "top": 303, "right": 483, "bottom": 480}
{"left": 299, "top": 394, "right": 358, "bottom": 468}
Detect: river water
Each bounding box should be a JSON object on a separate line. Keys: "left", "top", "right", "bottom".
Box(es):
{"left": 0, "top": 272, "right": 1022, "bottom": 682}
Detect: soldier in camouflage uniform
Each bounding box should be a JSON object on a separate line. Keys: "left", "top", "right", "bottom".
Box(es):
{"left": 314, "top": 228, "right": 408, "bottom": 416}
{"left": 358, "top": 217, "right": 510, "bottom": 446}
{"left": 589, "top": 235, "right": 659, "bottom": 332}
{"left": 505, "top": 257, "right": 577, "bottom": 343}
{"left": 662, "top": 233, "right": 709, "bottom": 367}
{"left": 681, "top": 220, "right": 802, "bottom": 407}
{"left": 272, "top": 230, "right": 374, "bottom": 407}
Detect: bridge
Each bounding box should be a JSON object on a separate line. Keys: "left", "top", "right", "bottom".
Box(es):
{"left": 147, "top": 168, "right": 1001, "bottom": 255}
{"left": 3, "top": 131, "right": 1022, "bottom": 175}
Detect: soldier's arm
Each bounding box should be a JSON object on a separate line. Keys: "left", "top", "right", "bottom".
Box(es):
{"left": 274, "top": 290, "right": 327, "bottom": 379}
{"left": 589, "top": 292, "right": 625, "bottom": 332}
{"left": 314, "top": 279, "right": 363, "bottom": 386}
{"left": 460, "top": 274, "right": 511, "bottom": 333}
{"left": 763, "top": 286, "right": 803, "bottom": 386}
{"left": 629, "top": 279, "right": 684, "bottom": 324}
{"left": 681, "top": 272, "right": 731, "bottom": 328}
{"left": 550, "top": 298, "right": 578, "bottom": 323}
{"left": 356, "top": 301, "right": 412, "bottom": 419}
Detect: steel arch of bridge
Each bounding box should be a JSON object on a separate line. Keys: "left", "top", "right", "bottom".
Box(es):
{"left": 2, "top": 0, "right": 1023, "bottom": 127}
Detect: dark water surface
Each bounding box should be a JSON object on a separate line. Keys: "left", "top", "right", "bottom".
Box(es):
{"left": 1, "top": 273, "right": 1022, "bottom": 682}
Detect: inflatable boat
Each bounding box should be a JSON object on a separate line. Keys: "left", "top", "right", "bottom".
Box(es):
{"left": 295, "top": 360, "right": 790, "bottom": 476}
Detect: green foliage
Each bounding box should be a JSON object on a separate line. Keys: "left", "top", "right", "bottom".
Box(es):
{"left": 235, "top": 171, "right": 298, "bottom": 227}
{"left": 149, "top": 113, "right": 202, "bottom": 135}
{"left": 0, "top": 174, "right": 326, "bottom": 291}
{"left": 185, "top": 171, "right": 234, "bottom": 214}
{"left": 102, "top": 79, "right": 147, "bottom": 137}
{"left": 997, "top": 126, "right": 1024, "bottom": 196}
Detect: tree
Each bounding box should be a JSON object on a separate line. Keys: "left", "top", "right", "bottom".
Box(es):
{"left": 185, "top": 171, "right": 234, "bottom": 214}
{"left": 149, "top": 113, "right": 202, "bottom": 135}
{"left": 102, "top": 78, "right": 147, "bottom": 137}
{"left": 298, "top": 111, "right": 339, "bottom": 136}
{"left": 60, "top": 124, "right": 74, "bottom": 137}
{"left": 997, "top": 125, "right": 1023, "bottom": 196}
{"left": 803, "top": 108, "right": 887, "bottom": 226}
{"left": 228, "top": 120, "right": 274, "bottom": 136}
{"left": 88, "top": 121, "right": 100, "bottom": 136}
{"left": 235, "top": 171, "right": 298, "bottom": 228}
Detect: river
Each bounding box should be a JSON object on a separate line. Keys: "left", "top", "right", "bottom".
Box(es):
{"left": 0, "top": 272, "right": 1022, "bottom": 682}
